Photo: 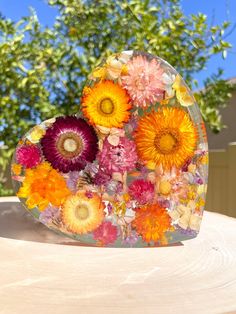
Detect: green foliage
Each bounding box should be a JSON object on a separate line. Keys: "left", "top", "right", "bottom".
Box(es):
{"left": 0, "top": 0, "right": 235, "bottom": 191}
{"left": 195, "top": 69, "right": 235, "bottom": 133}
{"left": 0, "top": 182, "right": 13, "bottom": 197}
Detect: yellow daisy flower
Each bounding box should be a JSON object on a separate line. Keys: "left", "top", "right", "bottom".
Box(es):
{"left": 62, "top": 192, "right": 105, "bottom": 234}
{"left": 82, "top": 80, "right": 131, "bottom": 128}
{"left": 134, "top": 107, "right": 198, "bottom": 170}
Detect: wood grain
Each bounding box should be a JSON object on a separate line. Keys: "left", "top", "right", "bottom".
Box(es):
{"left": 0, "top": 197, "right": 236, "bottom": 314}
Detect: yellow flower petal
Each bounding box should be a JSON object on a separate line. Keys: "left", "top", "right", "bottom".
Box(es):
{"left": 134, "top": 107, "right": 198, "bottom": 170}
{"left": 82, "top": 80, "right": 131, "bottom": 128}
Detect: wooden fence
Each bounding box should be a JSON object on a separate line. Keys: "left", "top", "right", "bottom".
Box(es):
{"left": 1, "top": 143, "right": 236, "bottom": 218}
{"left": 206, "top": 142, "right": 236, "bottom": 218}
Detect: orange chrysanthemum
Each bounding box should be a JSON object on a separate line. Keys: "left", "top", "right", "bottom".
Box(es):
{"left": 82, "top": 80, "right": 131, "bottom": 128}
{"left": 17, "top": 162, "right": 71, "bottom": 211}
{"left": 132, "top": 204, "right": 172, "bottom": 243}
{"left": 134, "top": 107, "right": 198, "bottom": 170}
{"left": 61, "top": 192, "right": 105, "bottom": 234}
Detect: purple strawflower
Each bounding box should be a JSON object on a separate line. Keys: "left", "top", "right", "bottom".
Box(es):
{"left": 41, "top": 116, "right": 98, "bottom": 173}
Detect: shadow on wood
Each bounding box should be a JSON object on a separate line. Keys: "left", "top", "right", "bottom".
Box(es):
{"left": 0, "top": 199, "right": 183, "bottom": 247}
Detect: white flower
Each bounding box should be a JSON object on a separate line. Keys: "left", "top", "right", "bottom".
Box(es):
{"left": 162, "top": 72, "right": 176, "bottom": 97}
{"left": 169, "top": 201, "right": 202, "bottom": 231}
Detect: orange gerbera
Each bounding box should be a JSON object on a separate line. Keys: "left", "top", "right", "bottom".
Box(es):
{"left": 134, "top": 107, "right": 198, "bottom": 170}
{"left": 132, "top": 204, "right": 172, "bottom": 244}
{"left": 17, "top": 162, "right": 71, "bottom": 211}
{"left": 82, "top": 80, "right": 131, "bottom": 128}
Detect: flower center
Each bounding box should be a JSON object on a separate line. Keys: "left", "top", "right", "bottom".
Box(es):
{"left": 100, "top": 98, "right": 114, "bottom": 115}
{"left": 63, "top": 138, "right": 77, "bottom": 152}
{"left": 155, "top": 132, "right": 178, "bottom": 154}
{"left": 56, "top": 132, "right": 83, "bottom": 158}
{"left": 75, "top": 204, "right": 89, "bottom": 220}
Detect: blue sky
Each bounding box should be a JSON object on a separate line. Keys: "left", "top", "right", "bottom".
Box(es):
{"left": 0, "top": 0, "right": 235, "bottom": 86}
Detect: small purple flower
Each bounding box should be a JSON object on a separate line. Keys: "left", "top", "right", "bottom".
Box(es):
{"left": 66, "top": 171, "right": 80, "bottom": 192}
{"left": 39, "top": 206, "right": 60, "bottom": 225}
{"left": 175, "top": 225, "right": 198, "bottom": 237}
{"left": 115, "top": 181, "right": 123, "bottom": 194}
{"left": 126, "top": 115, "right": 138, "bottom": 131}
{"left": 107, "top": 203, "right": 113, "bottom": 215}
{"left": 195, "top": 176, "right": 203, "bottom": 185}
{"left": 85, "top": 162, "right": 99, "bottom": 176}
{"left": 106, "top": 180, "right": 123, "bottom": 194}
{"left": 135, "top": 162, "right": 148, "bottom": 177}
{"left": 94, "top": 168, "right": 111, "bottom": 186}
{"left": 123, "top": 232, "right": 139, "bottom": 246}
{"left": 85, "top": 190, "right": 93, "bottom": 199}
{"left": 157, "top": 197, "right": 170, "bottom": 208}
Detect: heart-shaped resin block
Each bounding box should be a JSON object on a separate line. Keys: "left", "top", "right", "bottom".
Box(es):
{"left": 12, "top": 51, "right": 208, "bottom": 247}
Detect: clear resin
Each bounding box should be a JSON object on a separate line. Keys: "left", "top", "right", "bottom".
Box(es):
{"left": 12, "top": 51, "right": 208, "bottom": 247}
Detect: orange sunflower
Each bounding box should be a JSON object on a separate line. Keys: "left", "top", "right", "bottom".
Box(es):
{"left": 17, "top": 162, "right": 71, "bottom": 211}
{"left": 132, "top": 204, "right": 172, "bottom": 244}
{"left": 134, "top": 107, "right": 198, "bottom": 170}
{"left": 82, "top": 80, "right": 131, "bottom": 128}
{"left": 61, "top": 192, "right": 105, "bottom": 234}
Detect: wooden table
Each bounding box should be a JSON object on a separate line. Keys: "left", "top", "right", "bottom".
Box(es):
{"left": 0, "top": 197, "right": 236, "bottom": 314}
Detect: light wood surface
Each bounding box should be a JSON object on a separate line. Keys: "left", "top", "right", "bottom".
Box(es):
{"left": 0, "top": 197, "right": 236, "bottom": 314}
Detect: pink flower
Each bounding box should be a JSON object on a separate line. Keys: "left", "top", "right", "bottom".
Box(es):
{"left": 16, "top": 144, "right": 41, "bottom": 168}
{"left": 122, "top": 55, "right": 165, "bottom": 108}
{"left": 128, "top": 179, "right": 155, "bottom": 205}
{"left": 93, "top": 221, "right": 118, "bottom": 245}
{"left": 98, "top": 137, "right": 138, "bottom": 174}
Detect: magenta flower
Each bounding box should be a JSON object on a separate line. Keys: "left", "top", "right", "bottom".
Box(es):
{"left": 98, "top": 137, "right": 138, "bottom": 174}
{"left": 41, "top": 116, "right": 98, "bottom": 173}
{"left": 93, "top": 221, "right": 118, "bottom": 245}
{"left": 122, "top": 55, "right": 165, "bottom": 108}
{"left": 16, "top": 144, "right": 41, "bottom": 168}
{"left": 128, "top": 179, "right": 155, "bottom": 205}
